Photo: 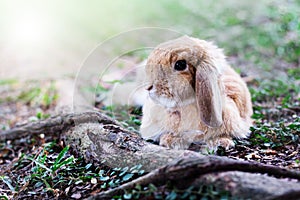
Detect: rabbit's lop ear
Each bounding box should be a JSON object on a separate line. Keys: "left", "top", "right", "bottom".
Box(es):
{"left": 195, "top": 63, "right": 223, "bottom": 127}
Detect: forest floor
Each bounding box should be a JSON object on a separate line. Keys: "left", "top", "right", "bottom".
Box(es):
{"left": 1, "top": 68, "right": 299, "bottom": 199}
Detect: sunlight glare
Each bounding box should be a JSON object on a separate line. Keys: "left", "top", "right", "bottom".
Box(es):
{"left": 8, "top": 9, "right": 52, "bottom": 47}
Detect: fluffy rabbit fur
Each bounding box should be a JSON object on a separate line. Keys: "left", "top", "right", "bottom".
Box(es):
{"left": 140, "top": 36, "right": 253, "bottom": 151}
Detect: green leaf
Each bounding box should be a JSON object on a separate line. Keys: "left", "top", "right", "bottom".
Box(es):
{"left": 138, "top": 170, "right": 145, "bottom": 175}
{"left": 26, "top": 156, "right": 52, "bottom": 173}
{"left": 166, "top": 191, "right": 177, "bottom": 200}
{"left": 27, "top": 191, "right": 37, "bottom": 195}
{"left": 99, "top": 170, "right": 105, "bottom": 176}
{"left": 85, "top": 163, "right": 92, "bottom": 170}
{"left": 108, "top": 180, "right": 117, "bottom": 187}
{"left": 0, "top": 195, "right": 9, "bottom": 200}
{"left": 99, "top": 176, "right": 110, "bottom": 181}
{"left": 36, "top": 111, "right": 42, "bottom": 119}
{"left": 101, "top": 182, "right": 107, "bottom": 189}
{"left": 42, "top": 178, "right": 51, "bottom": 189}
{"left": 75, "top": 180, "right": 83, "bottom": 185}
{"left": 0, "top": 176, "right": 15, "bottom": 192}
{"left": 135, "top": 184, "right": 142, "bottom": 191}
{"left": 148, "top": 184, "right": 157, "bottom": 192}
{"left": 122, "top": 173, "right": 134, "bottom": 181}
{"left": 52, "top": 156, "right": 75, "bottom": 172}
{"left": 54, "top": 145, "right": 70, "bottom": 166}
{"left": 123, "top": 193, "right": 132, "bottom": 199}
{"left": 119, "top": 167, "right": 129, "bottom": 176}
{"left": 34, "top": 181, "right": 44, "bottom": 188}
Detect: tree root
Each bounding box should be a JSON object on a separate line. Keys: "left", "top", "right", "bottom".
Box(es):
{"left": 2, "top": 111, "right": 300, "bottom": 200}
{"left": 90, "top": 156, "right": 300, "bottom": 199}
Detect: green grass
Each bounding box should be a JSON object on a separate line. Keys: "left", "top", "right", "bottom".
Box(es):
{"left": 0, "top": 79, "right": 18, "bottom": 86}
{"left": 1, "top": 80, "right": 59, "bottom": 108}
{"left": 250, "top": 78, "right": 299, "bottom": 107}
{"left": 1, "top": 140, "right": 145, "bottom": 198}
{"left": 249, "top": 118, "right": 300, "bottom": 148}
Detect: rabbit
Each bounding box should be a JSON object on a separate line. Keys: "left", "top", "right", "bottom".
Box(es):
{"left": 140, "top": 35, "right": 253, "bottom": 151}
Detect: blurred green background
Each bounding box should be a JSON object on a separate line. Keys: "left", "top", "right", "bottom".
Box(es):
{"left": 0, "top": 0, "right": 299, "bottom": 80}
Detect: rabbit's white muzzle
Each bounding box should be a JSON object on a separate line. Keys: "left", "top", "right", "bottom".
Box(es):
{"left": 148, "top": 85, "right": 177, "bottom": 108}
{"left": 148, "top": 84, "right": 196, "bottom": 108}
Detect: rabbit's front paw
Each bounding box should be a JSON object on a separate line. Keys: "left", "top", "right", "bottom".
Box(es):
{"left": 218, "top": 137, "right": 235, "bottom": 149}
{"left": 207, "top": 137, "right": 235, "bottom": 151}
{"left": 159, "top": 133, "right": 191, "bottom": 150}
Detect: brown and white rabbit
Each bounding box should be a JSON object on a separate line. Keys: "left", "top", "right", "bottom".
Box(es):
{"left": 140, "top": 36, "right": 253, "bottom": 151}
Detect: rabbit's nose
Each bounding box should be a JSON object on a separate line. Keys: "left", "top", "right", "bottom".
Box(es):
{"left": 146, "top": 85, "right": 153, "bottom": 91}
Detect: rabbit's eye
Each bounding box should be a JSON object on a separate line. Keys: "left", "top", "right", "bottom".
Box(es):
{"left": 174, "top": 60, "right": 187, "bottom": 71}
